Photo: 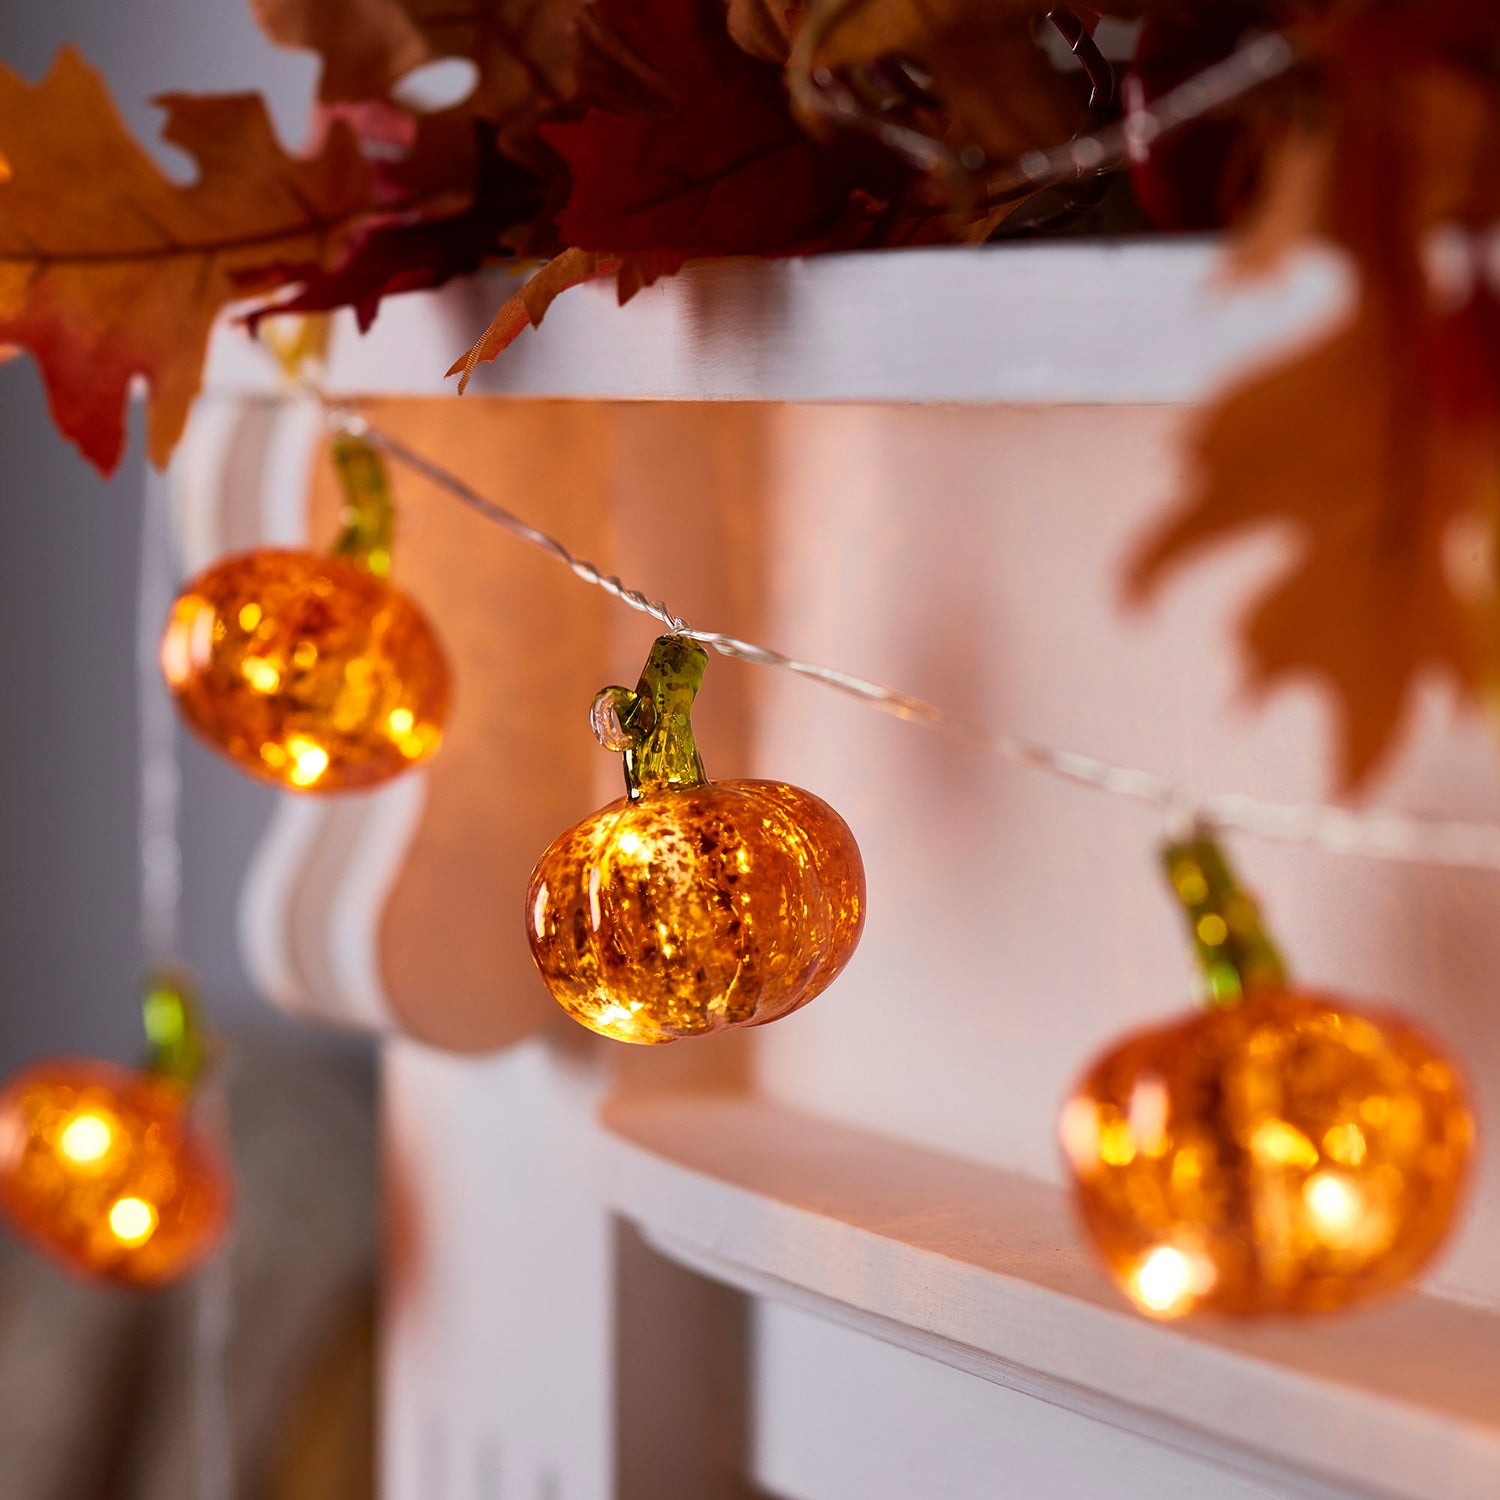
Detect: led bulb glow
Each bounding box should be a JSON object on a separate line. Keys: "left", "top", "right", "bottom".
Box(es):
{"left": 1131, "top": 1246, "right": 1196, "bottom": 1316}
{"left": 58, "top": 1111, "right": 114, "bottom": 1165}
{"left": 108, "top": 1196, "right": 158, "bottom": 1247}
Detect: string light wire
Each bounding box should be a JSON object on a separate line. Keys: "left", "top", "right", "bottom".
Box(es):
{"left": 314, "top": 399, "right": 1500, "bottom": 875}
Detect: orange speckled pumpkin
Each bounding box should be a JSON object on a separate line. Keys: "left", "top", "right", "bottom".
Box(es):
{"left": 1059, "top": 839, "right": 1475, "bottom": 1319}
{"left": 527, "top": 636, "right": 865, "bottom": 1044}
{"left": 159, "top": 437, "right": 449, "bottom": 793}
{"left": 0, "top": 1061, "right": 230, "bottom": 1287}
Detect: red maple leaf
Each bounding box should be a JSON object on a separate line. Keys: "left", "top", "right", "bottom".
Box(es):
{"left": 539, "top": 0, "right": 926, "bottom": 255}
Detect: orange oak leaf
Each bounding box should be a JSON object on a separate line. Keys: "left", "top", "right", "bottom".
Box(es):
{"left": 251, "top": 0, "right": 591, "bottom": 147}
{"left": 790, "top": 0, "right": 1088, "bottom": 165}
{"left": 0, "top": 48, "right": 404, "bottom": 473}
{"left": 1135, "top": 47, "right": 1500, "bottom": 787}
{"left": 1129, "top": 298, "right": 1496, "bottom": 789}
{"left": 445, "top": 247, "right": 616, "bottom": 389}
{"left": 444, "top": 246, "right": 684, "bottom": 390}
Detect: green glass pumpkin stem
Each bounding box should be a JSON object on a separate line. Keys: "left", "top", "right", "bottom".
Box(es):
{"left": 607, "top": 635, "right": 710, "bottom": 800}
{"left": 1161, "top": 831, "right": 1288, "bottom": 1008}
{"left": 140, "top": 967, "right": 208, "bottom": 1090}
{"left": 330, "top": 433, "right": 395, "bottom": 578}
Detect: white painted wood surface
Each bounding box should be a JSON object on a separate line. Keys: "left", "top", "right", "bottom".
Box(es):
{"left": 604, "top": 1094, "right": 1500, "bottom": 1500}
{"left": 751, "top": 1302, "right": 1296, "bottom": 1500}
{"left": 178, "top": 244, "right": 1500, "bottom": 1498}
{"left": 205, "top": 241, "right": 1348, "bottom": 405}
{"left": 381, "top": 1037, "right": 616, "bottom": 1500}
{"left": 166, "top": 394, "right": 421, "bottom": 1034}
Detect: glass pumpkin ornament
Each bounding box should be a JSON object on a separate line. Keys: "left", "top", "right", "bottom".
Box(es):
{"left": 1059, "top": 834, "right": 1475, "bottom": 1319}
{"left": 160, "top": 434, "right": 451, "bottom": 793}
{"left": 527, "top": 635, "right": 866, "bottom": 1044}
{"left": 0, "top": 973, "right": 231, "bottom": 1288}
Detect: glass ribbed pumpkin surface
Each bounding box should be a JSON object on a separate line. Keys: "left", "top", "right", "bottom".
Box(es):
{"left": 1059, "top": 838, "right": 1474, "bottom": 1319}
{"left": 0, "top": 1060, "right": 230, "bottom": 1287}
{"left": 527, "top": 636, "right": 866, "bottom": 1044}
{"left": 160, "top": 548, "right": 450, "bottom": 792}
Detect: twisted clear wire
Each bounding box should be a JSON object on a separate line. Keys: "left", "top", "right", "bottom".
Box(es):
{"left": 311, "top": 400, "right": 1500, "bottom": 874}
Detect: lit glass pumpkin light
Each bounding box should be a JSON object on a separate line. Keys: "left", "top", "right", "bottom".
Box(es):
{"left": 1059, "top": 836, "right": 1475, "bottom": 1319}
{"left": 160, "top": 436, "right": 450, "bottom": 793}
{"left": 0, "top": 977, "right": 230, "bottom": 1287}
{"left": 527, "top": 635, "right": 866, "bottom": 1044}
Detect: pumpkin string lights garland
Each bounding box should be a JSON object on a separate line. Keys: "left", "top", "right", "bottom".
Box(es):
{"left": 527, "top": 634, "right": 866, "bottom": 1044}
{"left": 160, "top": 432, "right": 452, "bottom": 793}
{"left": 0, "top": 971, "right": 232, "bottom": 1288}
{"left": 1059, "top": 832, "right": 1476, "bottom": 1319}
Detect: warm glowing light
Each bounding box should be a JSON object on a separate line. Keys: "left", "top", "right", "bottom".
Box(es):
{"left": 588, "top": 864, "right": 603, "bottom": 931}
{"left": 158, "top": 602, "right": 201, "bottom": 687}
{"left": 161, "top": 550, "right": 451, "bottom": 792}
{"left": 1131, "top": 1246, "right": 1196, "bottom": 1316}
{"left": 1098, "top": 1115, "right": 1136, "bottom": 1167}
{"left": 1064, "top": 992, "right": 1475, "bottom": 1317}
{"left": 1304, "top": 1171, "right": 1363, "bottom": 1241}
{"left": 1251, "top": 1118, "right": 1319, "bottom": 1169}
{"left": 1323, "top": 1121, "right": 1367, "bottom": 1166}
{"left": 1057, "top": 1097, "right": 1101, "bottom": 1172}
{"left": 532, "top": 883, "right": 549, "bottom": 940}
{"left": 395, "top": 724, "right": 435, "bottom": 760}
{"left": 286, "top": 738, "right": 329, "bottom": 787}
{"left": 529, "top": 776, "right": 865, "bottom": 1046}
{"left": 1196, "top": 913, "right": 1228, "bottom": 947}
{"left": 58, "top": 1112, "right": 114, "bottom": 1165}
{"left": 1170, "top": 1146, "right": 1203, "bottom": 1190}
{"left": 242, "top": 656, "right": 281, "bottom": 694}
{"left": 1127, "top": 1075, "right": 1170, "bottom": 1156}
{"left": 108, "top": 1196, "right": 158, "bottom": 1247}
{"left": 0, "top": 1063, "right": 231, "bottom": 1286}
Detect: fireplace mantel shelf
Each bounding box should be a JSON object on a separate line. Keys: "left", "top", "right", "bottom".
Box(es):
{"left": 209, "top": 241, "right": 1345, "bottom": 407}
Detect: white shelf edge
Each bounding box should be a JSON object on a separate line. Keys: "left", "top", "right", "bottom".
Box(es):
{"left": 598, "top": 1094, "right": 1500, "bottom": 1500}
{"left": 204, "top": 242, "right": 1350, "bottom": 407}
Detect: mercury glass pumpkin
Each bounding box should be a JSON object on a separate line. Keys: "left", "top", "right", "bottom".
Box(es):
{"left": 1059, "top": 837, "right": 1475, "bottom": 1319}
{"left": 0, "top": 1060, "right": 230, "bottom": 1287}
{"left": 159, "top": 437, "right": 450, "bottom": 793}
{"left": 527, "top": 636, "right": 866, "bottom": 1044}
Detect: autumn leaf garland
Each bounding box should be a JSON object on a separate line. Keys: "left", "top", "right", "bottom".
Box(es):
{"left": 2, "top": 0, "right": 1499, "bottom": 791}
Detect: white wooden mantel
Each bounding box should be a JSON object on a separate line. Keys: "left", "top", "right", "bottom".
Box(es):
{"left": 177, "top": 242, "right": 1500, "bottom": 1500}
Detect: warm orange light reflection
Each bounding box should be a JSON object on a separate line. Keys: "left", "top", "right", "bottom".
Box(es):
{"left": 528, "top": 780, "right": 865, "bottom": 1044}
{"left": 108, "top": 1195, "right": 158, "bottom": 1247}
{"left": 1060, "top": 990, "right": 1474, "bottom": 1317}
{"left": 58, "top": 1111, "right": 115, "bottom": 1166}
{"left": 160, "top": 549, "right": 450, "bottom": 793}
{"left": 1130, "top": 1246, "right": 1197, "bottom": 1316}
{"left": 0, "top": 1061, "right": 230, "bottom": 1286}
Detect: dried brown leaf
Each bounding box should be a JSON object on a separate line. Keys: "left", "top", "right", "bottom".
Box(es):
{"left": 791, "top": 0, "right": 1087, "bottom": 163}
{"left": 445, "top": 247, "right": 618, "bottom": 390}
{"left": 1130, "top": 298, "right": 1495, "bottom": 788}
{"left": 0, "top": 49, "right": 390, "bottom": 472}
{"left": 252, "top": 0, "right": 591, "bottom": 146}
